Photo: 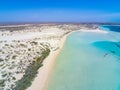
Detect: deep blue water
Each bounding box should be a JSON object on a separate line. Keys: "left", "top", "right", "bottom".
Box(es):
{"left": 95, "top": 25, "right": 120, "bottom": 58}
{"left": 100, "top": 25, "right": 120, "bottom": 32}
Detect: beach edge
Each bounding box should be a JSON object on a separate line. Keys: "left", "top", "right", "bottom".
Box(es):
{"left": 27, "top": 32, "right": 71, "bottom": 90}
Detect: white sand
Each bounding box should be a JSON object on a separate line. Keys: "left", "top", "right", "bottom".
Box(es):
{"left": 0, "top": 28, "right": 64, "bottom": 41}
{"left": 0, "top": 26, "right": 71, "bottom": 90}
{"left": 27, "top": 34, "right": 68, "bottom": 90}
{"left": 80, "top": 29, "right": 108, "bottom": 33}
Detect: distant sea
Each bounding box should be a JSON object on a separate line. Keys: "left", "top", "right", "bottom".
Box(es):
{"left": 100, "top": 25, "right": 120, "bottom": 32}
{"left": 46, "top": 25, "right": 120, "bottom": 90}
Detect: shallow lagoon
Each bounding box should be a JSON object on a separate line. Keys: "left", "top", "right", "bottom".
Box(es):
{"left": 46, "top": 27, "right": 120, "bottom": 90}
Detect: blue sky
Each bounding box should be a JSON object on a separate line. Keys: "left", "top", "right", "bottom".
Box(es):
{"left": 0, "top": 0, "right": 120, "bottom": 22}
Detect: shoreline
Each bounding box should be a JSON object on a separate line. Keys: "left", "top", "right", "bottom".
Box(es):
{"left": 27, "top": 33, "right": 70, "bottom": 90}
{"left": 0, "top": 24, "right": 105, "bottom": 89}
{"left": 25, "top": 29, "right": 105, "bottom": 90}
{"left": 80, "top": 29, "right": 108, "bottom": 33}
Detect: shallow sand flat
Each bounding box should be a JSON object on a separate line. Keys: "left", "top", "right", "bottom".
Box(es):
{"left": 80, "top": 29, "right": 108, "bottom": 33}
{"left": 0, "top": 28, "right": 64, "bottom": 41}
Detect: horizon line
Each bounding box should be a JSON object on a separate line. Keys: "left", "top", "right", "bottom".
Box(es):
{"left": 1, "top": 21, "right": 120, "bottom": 25}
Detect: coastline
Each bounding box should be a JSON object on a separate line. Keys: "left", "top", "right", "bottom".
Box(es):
{"left": 27, "top": 29, "right": 108, "bottom": 90}
{"left": 27, "top": 33, "right": 70, "bottom": 90}
{"left": 39, "top": 28, "right": 120, "bottom": 90}
{"left": 0, "top": 24, "right": 107, "bottom": 89}
{"left": 80, "top": 29, "right": 108, "bottom": 33}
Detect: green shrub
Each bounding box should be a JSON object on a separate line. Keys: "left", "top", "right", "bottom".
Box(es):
{"left": 13, "top": 48, "right": 50, "bottom": 90}
{"left": 12, "top": 55, "right": 17, "bottom": 59}
{"left": 0, "top": 80, "right": 5, "bottom": 87}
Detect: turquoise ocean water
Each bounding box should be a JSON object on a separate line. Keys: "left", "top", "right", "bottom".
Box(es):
{"left": 46, "top": 26, "right": 120, "bottom": 90}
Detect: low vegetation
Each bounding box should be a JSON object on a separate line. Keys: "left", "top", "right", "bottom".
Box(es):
{"left": 0, "top": 79, "right": 5, "bottom": 87}
{"left": 13, "top": 48, "right": 50, "bottom": 90}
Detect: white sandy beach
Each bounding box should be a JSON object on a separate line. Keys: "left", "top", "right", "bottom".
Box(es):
{"left": 27, "top": 34, "right": 68, "bottom": 90}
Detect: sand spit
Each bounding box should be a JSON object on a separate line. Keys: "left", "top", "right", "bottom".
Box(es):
{"left": 80, "top": 29, "right": 108, "bottom": 33}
